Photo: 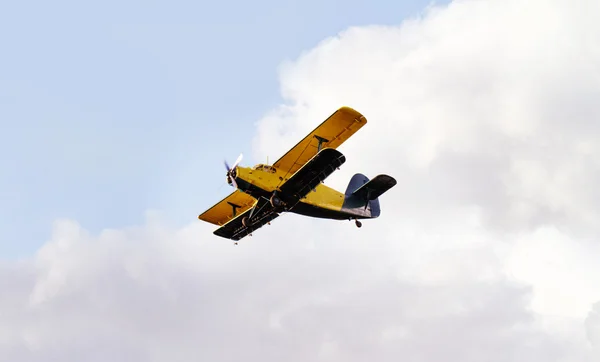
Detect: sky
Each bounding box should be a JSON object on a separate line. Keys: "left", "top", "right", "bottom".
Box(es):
{"left": 0, "top": 0, "right": 436, "bottom": 258}
{"left": 2, "top": 0, "right": 600, "bottom": 361}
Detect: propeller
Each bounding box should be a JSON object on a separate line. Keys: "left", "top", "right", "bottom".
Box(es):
{"left": 224, "top": 153, "right": 243, "bottom": 189}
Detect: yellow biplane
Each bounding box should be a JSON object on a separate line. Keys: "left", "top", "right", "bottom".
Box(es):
{"left": 198, "top": 106, "right": 397, "bottom": 242}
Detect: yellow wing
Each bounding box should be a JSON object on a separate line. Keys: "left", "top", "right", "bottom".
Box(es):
{"left": 197, "top": 190, "right": 257, "bottom": 226}
{"left": 272, "top": 106, "right": 367, "bottom": 182}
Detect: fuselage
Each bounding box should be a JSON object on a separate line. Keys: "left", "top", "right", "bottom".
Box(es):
{"left": 230, "top": 163, "right": 375, "bottom": 220}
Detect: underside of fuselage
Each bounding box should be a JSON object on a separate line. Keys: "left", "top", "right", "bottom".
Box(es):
{"left": 233, "top": 175, "right": 379, "bottom": 221}
{"left": 290, "top": 199, "right": 378, "bottom": 220}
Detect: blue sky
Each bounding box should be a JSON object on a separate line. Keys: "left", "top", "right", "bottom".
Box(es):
{"left": 0, "top": 0, "right": 442, "bottom": 258}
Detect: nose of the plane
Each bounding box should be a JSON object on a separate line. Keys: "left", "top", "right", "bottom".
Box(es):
{"left": 226, "top": 166, "right": 239, "bottom": 188}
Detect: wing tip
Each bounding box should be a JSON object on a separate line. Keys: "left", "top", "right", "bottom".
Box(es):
{"left": 338, "top": 106, "right": 367, "bottom": 123}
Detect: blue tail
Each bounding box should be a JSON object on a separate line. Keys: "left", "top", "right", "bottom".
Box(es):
{"left": 342, "top": 173, "right": 394, "bottom": 218}
{"left": 345, "top": 173, "right": 370, "bottom": 196}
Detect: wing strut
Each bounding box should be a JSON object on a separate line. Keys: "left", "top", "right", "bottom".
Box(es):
{"left": 314, "top": 135, "right": 329, "bottom": 152}
{"left": 248, "top": 197, "right": 269, "bottom": 219}
{"left": 227, "top": 202, "right": 241, "bottom": 217}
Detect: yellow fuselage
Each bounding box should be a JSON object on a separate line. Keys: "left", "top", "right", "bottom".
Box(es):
{"left": 234, "top": 164, "right": 346, "bottom": 214}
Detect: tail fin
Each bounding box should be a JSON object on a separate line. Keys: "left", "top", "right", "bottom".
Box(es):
{"left": 345, "top": 173, "right": 370, "bottom": 195}
{"left": 343, "top": 173, "right": 396, "bottom": 218}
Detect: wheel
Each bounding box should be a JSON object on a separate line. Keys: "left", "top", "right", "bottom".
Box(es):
{"left": 355, "top": 220, "right": 362, "bottom": 228}
{"left": 242, "top": 216, "right": 251, "bottom": 227}
{"left": 270, "top": 194, "right": 283, "bottom": 208}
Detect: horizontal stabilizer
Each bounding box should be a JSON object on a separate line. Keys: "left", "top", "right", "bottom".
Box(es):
{"left": 351, "top": 174, "right": 396, "bottom": 201}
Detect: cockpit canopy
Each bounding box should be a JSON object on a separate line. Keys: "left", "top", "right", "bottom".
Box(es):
{"left": 252, "top": 164, "right": 277, "bottom": 173}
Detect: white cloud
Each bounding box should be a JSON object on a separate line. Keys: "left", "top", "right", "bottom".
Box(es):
{"left": 2, "top": 0, "right": 600, "bottom": 360}
{"left": 0, "top": 216, "right": 593, "bottom": 361}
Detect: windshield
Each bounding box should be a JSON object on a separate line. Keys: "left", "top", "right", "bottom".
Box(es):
{"left": 252, "top": 164, "right": 276, "bottom": 173}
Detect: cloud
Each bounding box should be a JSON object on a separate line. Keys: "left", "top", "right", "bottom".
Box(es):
{"left": 2, "top": 0, "right": 600, "bottom": 360}
{"left": 587, "top": 302, "right": 600, "bottom": 353}
{"left": 0, "top": 216, "right": 592, "bottom": 361}
{"left": 254, "top": 0, "right": 600, "bottom": 235}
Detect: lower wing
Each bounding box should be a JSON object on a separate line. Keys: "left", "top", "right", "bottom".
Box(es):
{"left": 213, "top": 196, "right": 280, "bottom": 241}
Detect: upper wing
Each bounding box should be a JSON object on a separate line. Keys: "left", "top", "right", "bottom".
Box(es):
{"left": 197, "top": 190, "right": 257, "bottom": 226}
{"left": 213, "top": 196, "right": 281, "bottom": 241}
{"left": 273, "top": 106, "right": 367, "bottom": 183}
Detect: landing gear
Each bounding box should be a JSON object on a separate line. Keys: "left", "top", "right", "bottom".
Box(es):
{"left": 355, "top": 219, "right": 362, "bottom": 228}
{"left": 242, "top": 216, "right": 251, "bottom": 228}
{"left": 270, "top": 193, "right": 283, "bottom": 208}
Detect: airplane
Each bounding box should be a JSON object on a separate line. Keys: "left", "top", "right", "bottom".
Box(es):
{"left": 197, "top": 106, "right": 397, "bottom": 242}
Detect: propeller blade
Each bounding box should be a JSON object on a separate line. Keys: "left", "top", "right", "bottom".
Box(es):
{"left": 223, "top": 153, "right": 242, "bottom": 189}
{"left": 232, "top": 153, "right": 243, "bottom": 169}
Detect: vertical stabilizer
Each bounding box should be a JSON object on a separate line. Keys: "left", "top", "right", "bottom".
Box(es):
{"left": 345, "top": 173, "right": 370, "bottom": 195}
{"left": 342, "top": 173, "right": 396, "bottom": 218}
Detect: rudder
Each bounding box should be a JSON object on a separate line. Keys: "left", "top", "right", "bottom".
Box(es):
{"left": 345, "top": 173, "right": 370, "bottom": 196}
{"left": 343, "top": 173, "right": 396, "bottom": 218}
